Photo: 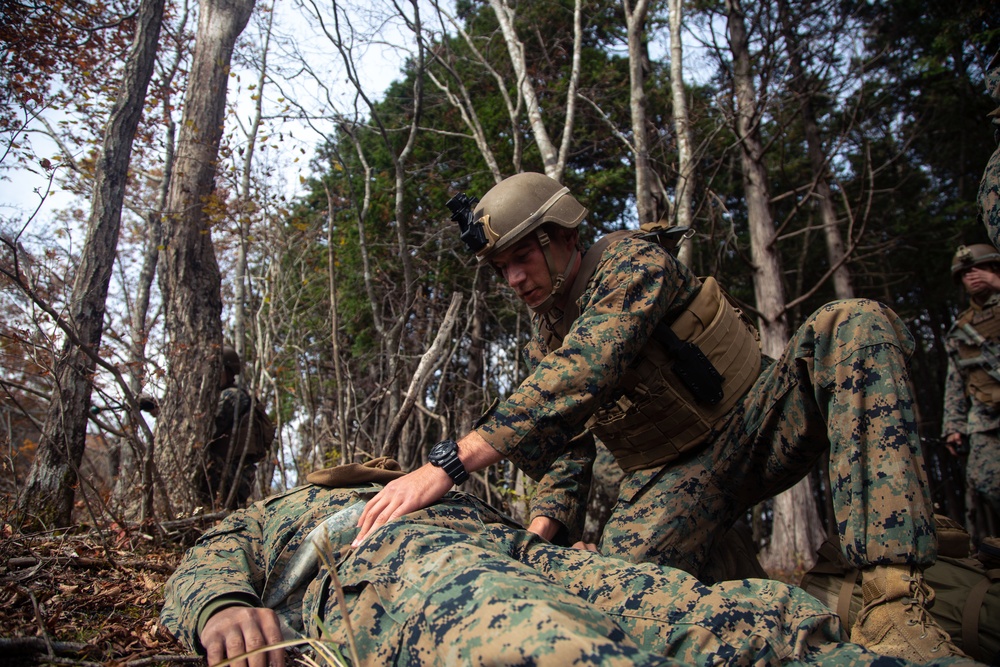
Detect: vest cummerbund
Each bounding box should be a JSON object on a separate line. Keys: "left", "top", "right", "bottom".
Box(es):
{"left": 587, "top": 277, "right": 762, "bottom": 472}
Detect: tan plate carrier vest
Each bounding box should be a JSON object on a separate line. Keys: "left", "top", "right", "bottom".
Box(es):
{"left": 954, "top": 303, "right": 1000, "bottom": 407}
{"left": 544, "top": 231, "right": 762, "bottom": 472}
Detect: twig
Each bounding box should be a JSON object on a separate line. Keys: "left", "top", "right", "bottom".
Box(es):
{"left": 6, "top": 555, "right": 176, "bottom": 575}
{"left": 0, "top": 636, "right": 88, "bottom": 655}
{"left": 124, "top": 653, "right": 204, "bottom": 666}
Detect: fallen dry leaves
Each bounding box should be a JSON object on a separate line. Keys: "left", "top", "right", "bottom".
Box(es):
{"left": 0, "top": 524, "right": 199, "bottom": 666}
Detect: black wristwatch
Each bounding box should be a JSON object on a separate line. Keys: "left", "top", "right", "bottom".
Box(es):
{"left": 428, "top": 439, "right": 469, "bottom": 485}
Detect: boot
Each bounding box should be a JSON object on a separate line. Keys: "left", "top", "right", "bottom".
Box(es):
{"left": 850, "top": 564, "right": 967, "bottom": 662}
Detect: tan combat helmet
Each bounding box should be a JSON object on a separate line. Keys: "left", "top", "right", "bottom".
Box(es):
{"left": 446, "top": 173, "right": 588, "bottom": 314}
{"left": 950, "top": 243, "right": 1000, "bottom": 282}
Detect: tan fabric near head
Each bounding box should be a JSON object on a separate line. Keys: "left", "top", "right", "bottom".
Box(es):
{"left": 306, "top": 457, "right": 407, "bottom": 487}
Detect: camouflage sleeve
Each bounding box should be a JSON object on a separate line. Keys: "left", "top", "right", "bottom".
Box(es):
{"left": 987, "top": 49, "right": 1000, "bottom": 125}
{"left": 527, "top": 431, "right": 595, "bottom": 545}
{"left": 941, "top": 350, "right": 970, "bottom": 437}
{"left": 475, "top": 236, "right": 698, "bottom": 480}
{"left": 159, "top": 504, "right": 268, "bottom": 652}
{"left": 981, "top": 49, "right": 1000, "bottom": 246}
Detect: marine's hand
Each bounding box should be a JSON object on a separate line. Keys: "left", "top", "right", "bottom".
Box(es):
{"left": 526, "top": 516, "right": 561, "bottom": 542}
{"left": 353, "top": 464, "right": 453, "bottom": 546}
{"left": 201, "top": 606, "right": 284, "bottom": 667}
{"left": 945, "top": 432, "right": 964, "bottom": 456}
{"left": 572, "top": 541, "right": 599, "bottom": 552}
{"left": 964, "top": 266, "right": 1000, "bottom": 293}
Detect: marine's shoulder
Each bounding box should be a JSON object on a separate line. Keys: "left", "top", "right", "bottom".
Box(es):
{"left": 219, "top": 385, "right": 250, "bottom": 401}
{"left": 591, "top": 232, "right": 670, "bottom": 271}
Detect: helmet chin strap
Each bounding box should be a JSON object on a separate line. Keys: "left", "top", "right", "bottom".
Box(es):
{"left": 529, "top": 229, "right": 579, "bottom": 316}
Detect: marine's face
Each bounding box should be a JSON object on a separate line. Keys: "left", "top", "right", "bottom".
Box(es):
{"left": 489, "top": 230, "right": 577, "bottom": 309}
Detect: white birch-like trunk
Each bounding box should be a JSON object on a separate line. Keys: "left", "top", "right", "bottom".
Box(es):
{"left": 669, "top": 0, "right": 695, "bottom": 267}
{"left": 489, "top": 0, "right": 583, "bottom": 181}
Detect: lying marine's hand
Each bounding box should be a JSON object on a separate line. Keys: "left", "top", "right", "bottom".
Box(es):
{"left": 201, "top": 606, "right": 285, "bottom": 667}
{"left": 572, "top": 541, "right": 599, "bottom": 552}
{"left": 354, "top": 464, "right": 453, "bottom": 546}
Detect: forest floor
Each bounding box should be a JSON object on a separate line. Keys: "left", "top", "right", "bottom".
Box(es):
{"left": 0, "top": 522, "right": 197, "bottom": 667}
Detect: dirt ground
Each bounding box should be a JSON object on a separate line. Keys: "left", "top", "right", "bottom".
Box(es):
{"left": 0, "top": 522, "right": 197, "bottom": 667}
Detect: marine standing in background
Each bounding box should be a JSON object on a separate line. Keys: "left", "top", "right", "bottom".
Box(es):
{"left": 194, "top": 346, "right": 275, "bottom": 510}
{"left": 942, "top": 244, "right": 1000, "bottom": 526}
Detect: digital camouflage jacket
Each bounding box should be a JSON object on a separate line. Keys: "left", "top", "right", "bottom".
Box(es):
{"left": 982, "top": 49, "right": 1000, "bottom": 246}
{"left": 474, "top": 236, "right": 699, "bottom": 480}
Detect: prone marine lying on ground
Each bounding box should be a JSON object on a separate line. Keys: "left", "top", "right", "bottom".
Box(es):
{"left": 159, "top": 459, "right": 981, "bottom": 667}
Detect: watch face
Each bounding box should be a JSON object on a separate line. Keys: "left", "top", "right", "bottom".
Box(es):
{"left": 430, "top": 440, "right": 456, "bottom": 465}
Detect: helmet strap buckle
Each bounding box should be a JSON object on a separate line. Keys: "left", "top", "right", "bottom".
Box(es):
{"left": 530, "top": 231, "right": 579, "bottom": 316}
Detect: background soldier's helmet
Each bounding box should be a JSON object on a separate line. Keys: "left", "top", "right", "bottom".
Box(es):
{"left": 472, "top": 172, "right": 588, "bottom": 262}
{"left": 951, "top": 244, "right": 1000, "bottom": 282}
{"left": 222, "top": 346, "right": 242, "bottom": 376}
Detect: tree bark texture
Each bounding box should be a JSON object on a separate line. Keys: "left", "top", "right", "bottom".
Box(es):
{"left": 624, "top": 0, "right": 665, "bottom": 225}
{"left": 154, "top": 0, "right": 255, "bottom": 516}
{"left": 725, "top": 0, "right": 788, "bottom": 357}
{"left": 776, "top": 0, "right": 854, "bottom": 300}
{"left": 725, "top": 0, "right": 825, "bottom": 573}
{"left": 669, "top": 0, "right": 695, "bottom": 267}
{"left": 18, "top": 0, "right": 166, "bottom": 529}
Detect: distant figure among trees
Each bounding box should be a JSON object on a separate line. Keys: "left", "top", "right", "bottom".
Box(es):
{"left": 193, "top": 346, "right": 274, "bottom": 510}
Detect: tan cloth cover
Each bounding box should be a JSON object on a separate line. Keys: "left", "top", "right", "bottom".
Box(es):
{"left": 306, "top": 456, "right": 407, "bottom": 487}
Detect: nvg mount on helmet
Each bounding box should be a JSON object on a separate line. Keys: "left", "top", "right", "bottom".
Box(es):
{"left": 447, "top": 193, "right": 490, "bottom": 255}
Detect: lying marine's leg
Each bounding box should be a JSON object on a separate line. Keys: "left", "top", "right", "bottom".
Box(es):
{"left": 510, "top": 524, "right": 969, "bottom": 667}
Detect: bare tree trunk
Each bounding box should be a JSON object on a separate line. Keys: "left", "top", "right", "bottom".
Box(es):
{"left": 725, "top": 0, "right": 825, "bottom": 573}
{"left": 382, "top": 294, "right": 462, "bottom": 458}
{"left": 777, "top": 0, "right": 854, "bottom": 300}
{"left": 324, "top": 183, "right": 349, "bottom": 464}
{"left": 114, "top": 4, "right": 194, "bottom": 519}
{"left": 489, "top": 0, "right": 582, "bottom": 181}
{"left": 17, "top": 0, "right": 165, "bottom": 530}
{"left": 154, "top": 0, "right": 255, "bottom": 517}
{"left": 624, "top": 0, "right": 666, "bottom": 224}
{"left": 726, "top": 0, "right": 787, "bottom": 357}
{"left": 234, "top": 6, "right": 276, "bottom": 366}
{"left": 668, "top": 0, "right": 695, "bottom": 266}
{"left": 460, "top": 269, "right": 490, "bottom": 433}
